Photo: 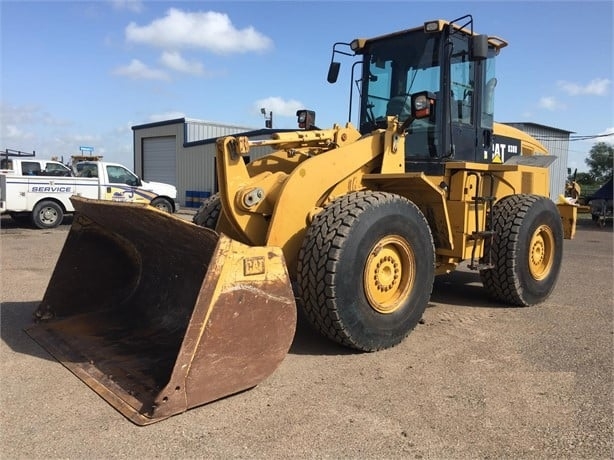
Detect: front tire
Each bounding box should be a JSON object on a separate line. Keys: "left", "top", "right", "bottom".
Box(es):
{"left": 150, "top": 197, "right": 173, "bottom": 213}
{"left": 193, "top": 193, "right": 221, "bottom": 230}
{"left": 297, "top": 191, "right": 435, "bottom": 351}
{"left": 32, "top": 200, "right": 64, "bottom": 229}
{"left": 480, "top": 194, "right": 564, "bottom": 306}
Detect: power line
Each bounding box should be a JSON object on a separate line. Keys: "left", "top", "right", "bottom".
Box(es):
{"left": 532, "top": 133, "right": 614, "bottom": 142}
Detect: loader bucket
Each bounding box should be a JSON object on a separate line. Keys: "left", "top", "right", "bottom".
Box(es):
{"left": 26, "top": 196, "right": 297, "bottom": 425}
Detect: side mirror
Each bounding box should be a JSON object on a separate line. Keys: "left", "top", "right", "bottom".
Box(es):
{"left": 327, "top": 62, "right": 340, "bottom": 83}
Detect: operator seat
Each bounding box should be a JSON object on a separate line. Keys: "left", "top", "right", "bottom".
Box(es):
{"left": 386, "top": 95, "right": 412, "bottom": 121}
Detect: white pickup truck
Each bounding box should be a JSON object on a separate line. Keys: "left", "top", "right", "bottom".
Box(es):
{"left": 1, "top": 157, "right": 178, "bottom": 228}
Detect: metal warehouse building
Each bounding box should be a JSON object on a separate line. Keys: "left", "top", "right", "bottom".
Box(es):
{"left": 503, "top": 122, "right": 573, "bottom": 201}
{"left": 132, "top": 118, "right": 280, "bottom": 208}
{"left": 132, "top": 118, "right": 572, "bottom": 208}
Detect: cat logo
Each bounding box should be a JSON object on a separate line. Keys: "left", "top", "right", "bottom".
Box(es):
{"left": 491, "top": 136, "right": 521, "bottom": 163}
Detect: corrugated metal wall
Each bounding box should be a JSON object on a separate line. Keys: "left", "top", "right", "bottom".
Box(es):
{"left": 177, "top": 127, "right": 274, "bottom": 208}
{"left": 134, "top": 119, "right": 272, "bottom": 207}
{"left": 505, "top": 123, "right": 571, "bottom": 201}
{"left": 136, "top": 118, "right": 572, "bottom": 207}
{"left": 184, "top": 119, "right": 255, "bottom": 143}
{"left": 178, "top": 134, "right": 275, "bottom": 204}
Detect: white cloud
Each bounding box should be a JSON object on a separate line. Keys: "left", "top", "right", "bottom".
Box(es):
{"left": 1, "top": 103, "right": 43, "bottom": 124}
{"left": 159, "top": 51, "right": 205, "bottom": 76}
{"left": 112, "top": 59, "right": 170, "bottom": 81}
{"left": 110, "top": 0, "right": 144, "bottom": 13}
{"left": 557, "top": 78, "right": 611, "bottom": 96}
{"left": 3, "top": 124, "right": 31, "bottom": 141}
{"left": 0, "top": 103, "right": 70, "bottom": 149}
{"left": 254, "top": 97, "right": 304, "bottom": 117}
{"left": 0, "top": 103, "right": 133, "bottom": 164}
{"left": 537, "top": 96, "right": 565, "bottom": 111}
{"left": 58, "top": 133, "right": 101, "bottom": 145}
{"left": 125, "top": 8, "right": 272, "bottom": 54}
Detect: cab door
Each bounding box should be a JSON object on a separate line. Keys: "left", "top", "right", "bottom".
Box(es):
{"left": 446, "top": 33, "right": 479, "bottom": 162}
{"left": 445, "top": 33, "right": 499, "bottom": 164}
{"left": 105, "top": 165, "right": 148, "bottom": 203}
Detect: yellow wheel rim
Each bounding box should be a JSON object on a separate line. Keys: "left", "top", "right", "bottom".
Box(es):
{"left": 528, "top": 224, "right": 554, "bottom": 280}
{"left": 363, "top": 236, "right": 415, "bottom": 314}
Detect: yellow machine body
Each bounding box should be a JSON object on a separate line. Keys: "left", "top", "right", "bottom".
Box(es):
{"left": 214, "top": 118, "right": 573, "bottom": 276}
{"left": 27, "top": 16, "right": 576, "bottom": 425}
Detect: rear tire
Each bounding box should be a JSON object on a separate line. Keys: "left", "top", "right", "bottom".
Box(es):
{"left": 193, "top": 193, "right": 221, "bottom": 230}
{"left": 297, "top": 191, "right": 435, "bottom": 351}
{"left": 480, "top": 194, "right": 563, "bottom": 306}
{"left": 10, "top": 213, "right": 32, "bottom": 226}
{"left": 32, "top": 200, "right": 64, "bottom": 229}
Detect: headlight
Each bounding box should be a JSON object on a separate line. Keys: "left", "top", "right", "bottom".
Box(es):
{"left": 413, "top": 95, "right": 429, "bottom": 111}
{"left": 424, "top": 21, "right": 441, "bottom": 33}
{"left": 350, "top": 38, "right": 366, "bottom": 52}
{"left": 410, "top": 91, "right": 436, "bottom": 119}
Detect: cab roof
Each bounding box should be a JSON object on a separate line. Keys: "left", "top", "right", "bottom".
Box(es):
{"left": 352, "top": 19, "right": 508, "bottom": 53}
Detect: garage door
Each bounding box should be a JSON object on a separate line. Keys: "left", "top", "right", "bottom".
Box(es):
{"left": 143, "top": 136, "right": 176, "bottom": 185}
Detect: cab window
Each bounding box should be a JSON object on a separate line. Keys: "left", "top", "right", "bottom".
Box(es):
{"left": 44, "top": 162, "right": 72, "bottom": 176}
{"left": 76, "top": 164, "right": 98, "bottom": 177}
{"left": 449, "top": 33, "right": 475, "bottom": 125}
{"left": 360, "top": 31, "right": 442, "bottom": 159}
{"left": 0, "top": 159, "right": 13, "bottom": 170}
{"left": 22, "top": 162, "right": 42, "bottom": 175}
{"left": 106, "top": 165, "right": 139, "bottom": 186}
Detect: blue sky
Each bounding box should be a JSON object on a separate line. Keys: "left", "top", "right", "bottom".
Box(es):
{"left": 1, "top": 0, "right": 612, "bottom": 171}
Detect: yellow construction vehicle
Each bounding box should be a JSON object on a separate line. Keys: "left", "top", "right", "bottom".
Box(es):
{"left": 27, "top": 15, "right": 577, "bottom": 425}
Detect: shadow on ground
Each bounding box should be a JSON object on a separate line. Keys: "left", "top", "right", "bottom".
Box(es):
{"left": 1, "top": 252, "right": 524, "bottom": 364}
{"left": 1, "top": 301, "right": 54, "bottom": 361}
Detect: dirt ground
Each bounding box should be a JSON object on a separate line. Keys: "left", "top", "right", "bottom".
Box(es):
{"left": 1, "top": 212, "right": 612, "bottom": 459}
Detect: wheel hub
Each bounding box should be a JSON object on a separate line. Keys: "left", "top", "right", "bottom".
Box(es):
{"left": 42, "top": 208, "right": 57, "bottom": 223}
{"left": 528, "top": 224, "right": 554, "bottom": 280}
{"left": 364, "top": 236, "right": 415, "bottom": 314}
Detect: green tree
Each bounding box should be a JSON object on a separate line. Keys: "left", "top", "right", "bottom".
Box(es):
{"left": 585, "top": 142, "right": 613, "bottom": 184}
{"left": 574, "top": 171, "right": 595, "bottom": 185}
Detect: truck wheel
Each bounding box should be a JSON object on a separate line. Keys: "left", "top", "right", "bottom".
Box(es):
{"left": 480, "top": 194, "right": 563, "bottom": 306}
{"left": 32, "top": 200, "right": 64, "bottom": 229}
{"left": 150, "top": 197, "right": 173, "bottom": 213}
{"left": 193, "top": 193, "right": 221, "bottom": 230}
{"left": 297, "top": 191, "right": 435, "bottom": 351}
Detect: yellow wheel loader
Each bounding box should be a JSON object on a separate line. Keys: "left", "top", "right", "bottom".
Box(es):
{"left": 27, "top": 15, "right": 577, "bottom": 424}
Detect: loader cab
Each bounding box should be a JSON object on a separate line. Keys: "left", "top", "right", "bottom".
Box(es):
{"left": 333, "top": 16, "right": 506, "bottom": 173}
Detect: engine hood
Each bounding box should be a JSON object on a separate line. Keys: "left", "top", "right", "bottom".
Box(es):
{"left": 140, "top": 180, "right": 177, "bottom": 199}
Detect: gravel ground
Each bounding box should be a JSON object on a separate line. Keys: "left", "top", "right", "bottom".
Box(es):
{"left": 0, "top": 212, "right": 612, "bottom": 459}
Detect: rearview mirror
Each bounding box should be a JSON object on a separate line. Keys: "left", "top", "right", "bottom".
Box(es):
{"left": 327, "top": 62, "right": 340, "bottom": 83}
